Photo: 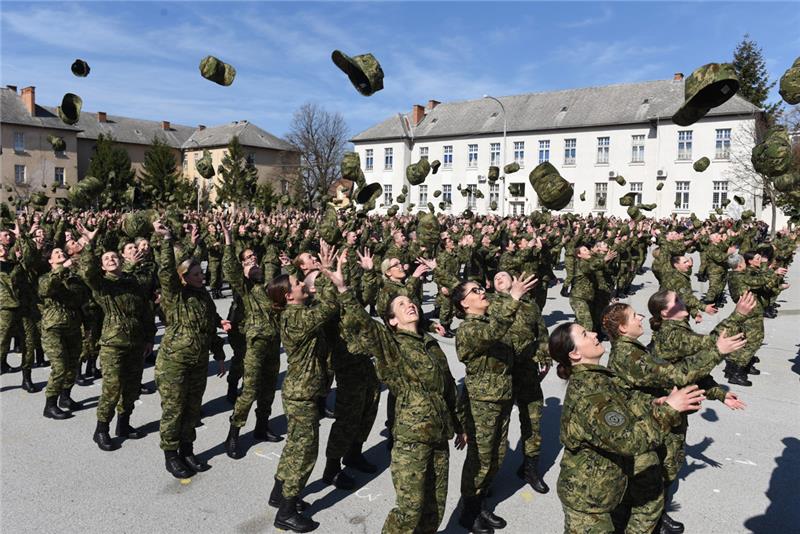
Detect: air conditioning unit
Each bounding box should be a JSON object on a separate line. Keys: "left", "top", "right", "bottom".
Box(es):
{"left": 608, "top": 171, "right": 616, "bottom": 178}
{"left": 477, "top": 174, "right": 487, "bottom": 184}
{"left": 656, "top": 170, "right": 667, "bottom": 180}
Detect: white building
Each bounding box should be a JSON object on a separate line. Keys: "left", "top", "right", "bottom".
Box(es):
{"left": 351, "top": 74, "right": 766, "bottom": 221}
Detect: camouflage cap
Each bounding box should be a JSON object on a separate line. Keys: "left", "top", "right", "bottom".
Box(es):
{"left": 714, "top": 207, "right": 724, "bottom": 215}
{"left": 734, "top": 195, "right": 745, "bottom": 205}
{"left": 693, "top": 157, "right": 710, "bottom": 172}
{"left": 508, "top": 183, "right": 524, "bottom": 196}
{"left": 417, "top": 210, "right": 440, "bottom": 247}
{"left": 68, "top": 176, "right": 102, "bottom": 208}
{"left": 406, "top": 158, "right": 431, "bottom": 186}
{"left": 57, "top": 93, "right": 82, "bottom": 125}
{"left": 387, "top": 205, "right": 399, "bottom": 216}
{"left": 741, "top": 209, "right": 754, "bottom": 220}
{"left": 656, "top": 182, "right": 664, "bottom": 191}
{"left": 779, "top": 57, "right": 800, "bottom": 105}
{"left": 580, "top": 191, "right": 586, "bottom": 201}
{"left": 30, "top": 191, "right": 49, "bottom": 208}
{"left": 619, "top": 192, "right": 637, "bottom": 207}
{"left": 529, "top": 161, "right": 573, "bottom": 210}
{"left": 709, "top": 213, "right": 718, "bottom": 222}
{"left": 331, "top": 50, "right": 384, "bottom": 96}
{"left": 341, "top": 152, "right": 366, "bottom": 187}
{"left": 396, "top": 194, "right": 406, "bottom": 203}
{"left": 614, "top": 175, "right": 626, "bottom": 186}
{"left": 199, "top": 56, "right": 235, "bottom": 86}
{"left": 638, "top": 203, "right": 657, "bottom": 211}
{"left": 430, "top": 160, "right": 441, "bottom": 174}
{"left": 772, "top": 173, "right": 800, "bottom": 194}
{"left": 503, "top": 162, "right": 520, "bottom": 175}
{"left": 122, "top": 210, "right": 157, "bottom": 238}
{"left": 401, "top": 185, "right": 408, "bottom": 195}
{"left": 355, "top": 182, "right": 383, "bottom": 205}
{"left": 460, "top": 188, "right": 470, "bottom": 197}
{"left": 463, "top": 209, "right": 474, "bottom": 218}
{"left": 196, "top": 150, "right": 216, "bottom": 179}
{"left": 475, "top": 189, "right": 484, "bottom": 199}
{"left": 674, "top": 199, "right": 681, "bottom": 208}
{"left": 438, "top": 201, "right": 446, "bottom": 210}
{"left": 427, "top": 202, "right": 435, "bottom": 213}
{"left": 488, "top": 166, "right": 500, "bottom": 182}
{"left": 672, "top": 63, "right": 739, "bottom": 126}
{"left": 722, "top": 198, "right": 731, "bottom": 207}
{"left": 319, "top": 205, "right": 342, "bottom": 245}
{"left": 71, "top": 59, "right": 90, "bottom": 77}
{"left": 751, "top": 126, "right": 792, "bottom": 177}
{"left": 626, "top": 205, "right": 644, "bottom": 221}
{"left": 433, "top": 189, "right": 441, "bottom": 198}
{"left": 47, "top": 135, "right": 66, "bottom": 152}
{"left": 490, "top": 200, "right": 498, "bottom": 210}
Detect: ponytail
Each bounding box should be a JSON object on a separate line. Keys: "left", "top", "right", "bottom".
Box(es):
{"left": 647, "top": 290, "right": 671, "bottom": 332}
{"left": 548, "top": 322, "right": 577, "bottom": 380}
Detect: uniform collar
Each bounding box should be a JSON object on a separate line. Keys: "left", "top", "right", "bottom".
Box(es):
{"left": 572, "top": 363, "right": 613, "bottom": 376}
{"left": 614, "top": 335, "right": 648, "bottom": 351}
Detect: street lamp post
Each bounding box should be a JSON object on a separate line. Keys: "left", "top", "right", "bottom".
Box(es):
{"left": 483, "top": 95, "right": 507, "bottom": 217}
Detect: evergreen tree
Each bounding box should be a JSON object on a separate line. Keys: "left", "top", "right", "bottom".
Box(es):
{"left": 140, "top": 137, "right": 181, "bottom": 209}
{"left": 214, "top": 136, "right": 259, "bottom": 208}
{"left": 88, "top": 134, "right": 136, "bottom": 209}
{"left": 252, "top": 182, "right": 277, "bottom": 212}
{"left": 732, "top": 34, "right": 781, "bottom": 122}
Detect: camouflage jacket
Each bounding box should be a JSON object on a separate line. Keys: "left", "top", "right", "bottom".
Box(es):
{"left": 375, "top": 276, "right": 422, "bottom": 319}
{"left": 491, "top": 291, "right": 550, "bottom": 367}
{"left": 433, "top": 249, "right": 461, "bottom": 290}
{"left": 659, "top": 268, "right": 703, "bottom": 316}
{"left": 558, "top": 364, "right": 681, "bottom": 514}
{"left": 570, "top": 254, "right": 605, "bottom": 301}
{"left": 222, "top": 244, "right": 279, "bottom": 341}
{"left": 79, "top": 241, "right": 152, "bottom": 349}
{"left": 704, "top": 242, "right": 730, "bottom": 271}
{"left": 728, "top": 267, "right": 783, "bottom": 313}
{"left": 38, "top": 266, "right": 86, "bottom": 332}
{"left": 0, "top": 236, "right": 35, "bottom": 310}
{"left": 158, "top": 239, "right": 223, "bottom": 360}
{"left": 338, "top": 290, "right": 463, "bottom": 444}
{"left": 455, "top": 297, "right": 520, "bottom": 402}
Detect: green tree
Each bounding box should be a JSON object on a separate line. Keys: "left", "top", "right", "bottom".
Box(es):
{"left": 732, "top": 34, "right": 782, "bottom": 123}
{"left": 252, "top": 182, "right": 276, "bottom": 212}
{"left": 139, "top": 137, "right": 181, "bottom": 209}
{"left": 88, "top": 134, "right": 136, "bottom": 209}
{"left": 214, "top": 136, "right": 258, "bottom": 208}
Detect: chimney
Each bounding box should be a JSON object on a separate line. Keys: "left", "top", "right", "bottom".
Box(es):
{"left": 161, "top": 120, "right": 171, "bottom": 131}
{"left": 6, "top": 85, "right": 17, "bottom": 93}
{"left": 426, "top": 99, "right": 440, "bottom": 110}
{"left": 98, "top": 111, "right": 107, "bottom": 123}
{"left": 411, "top": 104, "right": 425, "bottom": 126}
{"left": 198, "top": 124, "right": 206, "bottom": 131}
{"left": 673, "top": 72, "right": 684, "bottom": 81}
{"left": 21, "top": 86, "right": 35, "bottom": 115}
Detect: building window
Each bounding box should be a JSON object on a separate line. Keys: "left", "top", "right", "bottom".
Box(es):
{"left": 246, "top": 153, "right": 255, "bottom": 166}
{"left": 595, "top": 182, "right": 607, "bottom": 209}
{"left": 596, "top": 137, "right": 610, "bottom": 164}
{"left": 194, "top": 152, "right": 201, "bottom": 162}
{"left": 564, "top": 139, "right": 577, "bottom": 165}
{"left": 54, "top": 167, "right": 65, "bottom": 186}
{"left": 468, "top": 144, "right": 478, "bottom": 168}
{"left": 675, "top": 181, "right": 690, "bottom": 210}
{"left": 712, "top": 181, "right": 728, "bottom": 209}
{"left": 384, "top": 148, "right": 393, "bottom": 170}
{"left": 561, "top": 182, "right": 575, "bottom": 210}
{"left": 513, "top": 141, "right": 525, "bottom": 166}
{"left": 490, "top": 143, "right": 501, "bottom": 166}
{"left": 14, "top": 165, "right": 26, "bottom": 184}
{"left": 465, "top": 185, "right": 478, "bottom": 209}
{"left": 538, "top": 140, "right": 550, "bottom": 163}
{"left": 630, "top": 182, "right": 643, "bottom": 204}
{"left": 419, "top": 185, "right": 428, "bottom": 205}
{"left": 677, "top": 131, "right": 692, "bottom": 160}
{"left": 383, "top": 184, "right": 393, "bottom": 205}
{"left": 510, "top": 201, "right": 525, "bottom": 216}
{"left": 365, "top": 149, "right": 374, "bottom": 170}
{"left": 419, "top": 146, "right": 429, "bottom": 161}
{"left": 14, "top": 132, "right": 24, "bottom": 152}
{"left": 443, "top": 184, "right": 452, "bottom": 204}
{"left": 715, "top": 129, "right": 731, "bottom": 159}
{"left": 489, "top": 183, "right": 499, "bottom": 207}
{"left": 443, "top": 146, "right": 453, "bottom": 168}
{"left": 509, "top": 183, "right": 525, "bottom": 197}
{"left": 631, "top": 135, "right": 645, "bottom": 163}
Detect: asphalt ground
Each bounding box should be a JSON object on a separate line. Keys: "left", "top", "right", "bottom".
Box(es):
{"left": 2, "top": 253, "right": 799, "bottom": 534}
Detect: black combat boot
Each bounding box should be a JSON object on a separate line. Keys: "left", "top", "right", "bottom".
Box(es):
{"left": 459, "top": 496, "right": 494, "bottom": 534}
{"left": 75, "top": 367, "right": 92, "bottom": 386}
{"left": 89, "top": 357, "right": 101, "bottom": 379}
{"left": 164, "top": 450, "right": 194, "bottom": 479}
{"left": 746, "top": 357, "right": 761, "bottom": 375}
{"left": 560, "top": 285, "right": 570, "bottom": 297}
{"left": 34, "top": 349, "right": 49, "bottom": 368}
{"left": 93, "top": 421, "right": 119, "bottom": 451}
{"left": 253, "top": 415, "right": 283, "bottom": 442}
{"left": 763, "top": 306, "right": 778, "bottom": 319}
{"left": 115, "top": 412, "right": 143, "bottom": 439}
{"left": 516, "top": 455, "right": 549, "bottom": 494}
{"left": 180, "top": 442, "right": 211, "bottom": 472}
{"left": 269, "top": 478, "right": 309, "bottom": 511}
{"left": 43, "top": 395, "right": 70, "bottom": 419}
{"left": 225, "top": 425, "right": 242, "bottom": 459}
{"left": 21, "top": 369, "right": 39, "bottom": 393}
{"left": 659, "top": 511, "right": 685, "bottom": 533}
{"left": 727, "top": 364, "right": 752, "bottom": 387}
{"left": 58, "top": 388, "right": 81, "bottom": 411}
{"left": 343, "top": 442, "right": 377, "bottom": 473}
{"left": 322, "top": 458, "right": 354, "bottom": 490}
{"left": 479, "top": 495, "right": 507, "bottom": 529}
{"left": 226, "top": 381, "right": 239, "bottom": 404}
{"left": 274, "top": 496, "right": 318, "bottom": 533}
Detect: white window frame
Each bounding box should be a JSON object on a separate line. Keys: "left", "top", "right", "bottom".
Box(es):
{"left": 538, "top": 140, "right": 550, "bottom": 164}
{"left": 467, "top": 184, "right": 477, "bottom": 209}
{"left": 595, "top": 182, "right": 607, "bottom": 209}
{"left": 510, "top": 201, "right": 525, "bottom": 216}
{"left": 365, "top": 149, "right": 374, "bottom": 171}
{"left": 677, "top": 131, "right": 692, "bottom": 160}
{"left": 383, "top": 184, "right": 393, "bottom": 205}
{"left": 563, "top": 182, "right": 575, "bottom": 210}
{"left": 419, "top": 146, "right": 429, "bottom": 161}
{"left": 712, "top": 181, "right": 728, "bottom": 209}
{"left": 14, "top": 164, "right": 26, "bottom": 184}
{"left": 490, "top": 143, "right": 501, "bottom": 166}
{"left": 715, "top": 129, "right": 731, "bottom": 160}
{"left": 443, "top": 146, "right": 453, "bottom": 168}
{"left": 631, "top": 135, "right": 645, "bottom": 163}
{"left": 384, "top": 147, "right": 393, "bottom": 170}
{"left": 467, "top": 144, "right": 478, "bottom": 168}
{"left": 630, "top": 182, "right": 643, "bottom": 205}
{"left": 489, "top": 183, "right": 499, "bottom": 207}
{"left": 675, "top": 181, "right": 690, "bottom": 210}
{"left": 442, "top": 184, "right": 452, "bottom": 204}
{"left": 54, "top": 167, "right": 65, "bottom": 186}
{"left": 14, "top": 132, "right": 24, "bottom": 152}
{"left": 513, "top": 141, "right": 525, "bottom": 167}
{"left": 596, "top": 137, "right": 610, "bottom": 164}
{"left": 564, "top": 138, "right": 577, "bottom": 165}
{"left": 419, "top": 185, "right": 428, "bottom": 205}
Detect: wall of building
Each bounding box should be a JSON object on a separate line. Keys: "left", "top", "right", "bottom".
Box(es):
{"left": 77, "top": 138, "right": 184, "bottom": 179}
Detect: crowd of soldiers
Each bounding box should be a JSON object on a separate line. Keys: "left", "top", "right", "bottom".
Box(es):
{"left": 0, "top": 204, "right": 796, "bottom": 534}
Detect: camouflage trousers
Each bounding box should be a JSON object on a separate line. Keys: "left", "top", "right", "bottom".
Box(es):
{"left": 277, "top": 398, "right": 320, "bottom": 498}
{"left": 563, "top": 254, "right": 576, "bottom": 287}
{"left": 0, "top": 309, "right": 36, "bottom": 370}
{"left": 563, "top": 504, "right": 615, "bottom": 534}
{"left": 41, "top": 326, "right": 82, "bottom": 397}
{"left": 704, "top": 267, "right": 727, "bottom": 303}
{"left": 226, "top": 327, "right": 247, "bottom": 388}
{"left": 435, "top": 291, "right": 454, "bottom": 328}
{"left": 513, "top": 365, "right": 544, "bottom": 457}
{"left": 533, "top": 285, "right": 548, "bottom": 312}
{"left": 80, "top": 313, "right": 102, "bottom": 363}
{"left": 155, "top": 350, "right": 209, "bottom": 451}
{"left": 230, "top": 336, "right": 280, "bottom": 428}
{"left": 611, "top": 457, "right": 664, "bottom": 534}
{"left": 727, "top": 314, "right": 764, "bottom": 367}
{"left": 97, "top": 344, "right": 146, "bottom": 423}
{"left": 326, "top": 360, "right": 380, "bottom": 459}
{"left": 570, "top": 297, "right": 594, "bottom": 331}
{"left": 207, "top": 259, "right": 222, "bottom": 290}
{"left": 661, "top": 418, "right": 688, "bottom": 484}
{"left": 460, "top": 396, "right": 512, "bottom": 497}
{"left": 382, "top": 439, "right": 449, "bottom": 534}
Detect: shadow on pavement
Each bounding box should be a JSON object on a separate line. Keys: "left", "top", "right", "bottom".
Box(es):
{"left": 744, "top": 437, "right": 800, "bottom": 532}
{"left": 544, "top": 309, "right": 573, "bottom": 328}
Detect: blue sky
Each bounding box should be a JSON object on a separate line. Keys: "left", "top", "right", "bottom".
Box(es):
{"left": 2, "top": 2, "right": 798, "bottom": 141}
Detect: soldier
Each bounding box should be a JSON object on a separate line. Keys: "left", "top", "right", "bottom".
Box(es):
{"left": 701, "top": 233, "right": 735, "bottom": 306}
{"left": 548, "top": 321, "right": 705, "bottom": 534}
{"left": 433, "top": 236, "right": 460, "bottom": 336}
{"left": 569, "top": 243, "right": 615, "bottom": 333}
{"left": 205, "top": 222, "right": 224, "bottom": 299}
{"left": 451, "top": 274, "right": 537, "bottom": 533}
{"left": 152, "top": 221, "right": 229, "bottom": 478}
{"left": 659, "top": 255, "right": 718, "bottom": 323}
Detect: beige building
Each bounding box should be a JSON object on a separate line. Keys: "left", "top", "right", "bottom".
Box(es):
{"left": 1, "top": 84, "right": 300, "bottom": 207}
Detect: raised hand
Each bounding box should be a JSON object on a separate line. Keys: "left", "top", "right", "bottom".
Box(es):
{"left": 279, "top": 251, "right": 292, "bottom": 267}
{"left": 416, "top": 256, "right": 437, "bottom": 271}
{"left": 356, "top": 247, "right": 374, "bottom": 270}
{"left": 321, "top": 250, "right": 347, "bottom": 292}
{"left": 715, "top": 329, "right": 746, "bottom": 355}
{"left": 509, "top": 272, "right": 538, "bottom": 300}
{"left": 152, "top": 221, "right": 171, "bottom": 238}
{"left": 663, "top": 384, "right": 706, "bottom": 413}
{"left": 734, "top": 291, "right": 757, "bottom": 316}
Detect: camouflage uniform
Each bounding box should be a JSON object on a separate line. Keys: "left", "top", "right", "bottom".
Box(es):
{"left": 727, "top": 266, "right": 783, "bottom": 367}
{"left": 569, "top": 254, "right": 604, "bottom": 331}
{"left": 338, "top": 290, "right": 463, "bottom": 534}
{"left": 659, "top": 267, "right": 703, "bottom": 318}
{"left": 558, "top": 364, "right": 681, "bottom": 533}
{"left": 433, "top": 248, "right": 460, "bottom": 328}
{"left": 155, "top": 238, "right": 225, "bottom": 451}
{"left": 702, "top": 241, "right": 730, "bottom": 304}
{"left": 456, "top": 297, "right": 520, "bottom": 498}
{"left": 0, "top": 237, "right": 37, "bottom": 371}
{"left": 205, "top": 236, "right": 224, "bottom": 294}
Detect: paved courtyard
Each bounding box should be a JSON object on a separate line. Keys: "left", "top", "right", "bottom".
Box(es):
{"left": 2, "top": 254, "right": 798, "bottom": 533}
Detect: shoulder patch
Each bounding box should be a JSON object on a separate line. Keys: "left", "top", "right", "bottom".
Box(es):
{"left": 603, "top": 410, "right": 627, "bottom": 427}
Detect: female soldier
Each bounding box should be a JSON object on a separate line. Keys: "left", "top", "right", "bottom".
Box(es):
{"left": 548, "top": 321, "right": 705, "bottom": 534}
{"left": 152, "top": 222, "right": 228, "bottom": 479}
{"left": 602, "top": 299, "right": 751, "bottom": 533}
{"left": 451, "top": 274, "right": 537, "bottom": 533}
{"left": 330, "top": 250, "right": 467, "bottom": 534}
{"left": 647, "top": 289, "right": 753, "bottom": 532}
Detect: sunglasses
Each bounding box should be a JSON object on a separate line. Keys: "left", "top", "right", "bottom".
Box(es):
{"left": 468, "top": 286, "right": 486, "bottom": 295}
